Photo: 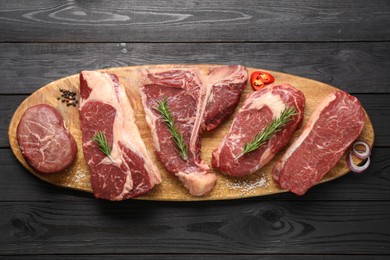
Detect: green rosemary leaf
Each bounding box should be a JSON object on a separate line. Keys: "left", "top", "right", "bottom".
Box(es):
{"left": 235, "top": 106, "right": 297, "bottom": 160}
{"left": 91, "top": 131, "right": 112, "bottom": 160}
{"left": 155, "top": 99, "right": 188, "bottom": 161}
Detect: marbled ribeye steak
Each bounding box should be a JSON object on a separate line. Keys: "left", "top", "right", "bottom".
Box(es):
{"left": 79, "top": 71, "right": 161, "bottom": 201}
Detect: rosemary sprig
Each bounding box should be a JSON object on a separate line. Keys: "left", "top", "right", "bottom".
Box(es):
{"left": 91, "top": 131, "right": 112, "bottom": 160}
{"left": 235, "top": 106, "right": 297, "bottom": 160}
{"left": 155, "top": 99, "right": 188, "bottom": 161}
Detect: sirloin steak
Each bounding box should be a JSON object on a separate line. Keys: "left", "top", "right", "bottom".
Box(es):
{"left": 139, "top": 65, "right": 247, "bottom": 196}
{"left": 273, "top": 90, "right": 365, "bottom": 195}
{"left": 212, "top": 84, "right": 305, "bottom": 177}
{"left": 79, "top": 71, "right": 161, "bottom": 200}
{"left": 17, "top": 104, "right": 77, "bottom": 174}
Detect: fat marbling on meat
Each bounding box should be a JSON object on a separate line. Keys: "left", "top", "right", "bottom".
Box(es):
{"left": 17, "top": 104, "right": 77, "bottom": 174}
{"left": 212, "top": 84, "right": 305, "bottom": 177}
{"left": 273, "top": 90, "right": 365, "bottom": 195}
{"left": 79, "top": 71, "right": 161, "bottom": 201}
{"left": 139, "top": 65, "right": 248, "bottom": 196}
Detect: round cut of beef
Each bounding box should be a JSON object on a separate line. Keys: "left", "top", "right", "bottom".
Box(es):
{"left": 17, "top": 104, "right": 77, "bottom": 174}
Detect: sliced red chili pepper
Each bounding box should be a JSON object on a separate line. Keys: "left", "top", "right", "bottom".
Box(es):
{"left": 250, "top": 71, "right": 275, "bottom": 91}
{"left": 251, "top": 77, "right": 264, "bottom": 91}
{"left": 259, "top": 71, "right": 275, "bottom": 84}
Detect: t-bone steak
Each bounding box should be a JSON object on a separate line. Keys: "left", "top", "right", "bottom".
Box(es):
{"left": 212, "top": 84, "right": 305, "bottom": 177}
{"left": 79, "top": 71, "right": 161, "bottom": 200}
{"left": 272, "top": 90, "right": 365, "bottom": 195}
{"left": 17, "top": 104, "right": 77, "bottom": 174}
{"left": 139, "top": 65, "right": 248, "bottom": 196}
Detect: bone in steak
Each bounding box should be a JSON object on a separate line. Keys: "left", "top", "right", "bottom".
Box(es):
{"left": 272, "top": 90, "right": 365, "bottom": 195}
{"left": 17, "top": 104, "right": 77, "bottom": 174}
{"left": 139, "top": 65, "right": 247, "bottom": 196}
{"left": 212, "top": 84, "right": 305, "bottom": 177}
{"left": 79, "top": 71, "right": 161, "bottom": 200}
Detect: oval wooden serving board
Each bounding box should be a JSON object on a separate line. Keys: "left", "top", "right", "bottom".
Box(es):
{"left": 8, "top": 64, "right": 374, "bottom": 201}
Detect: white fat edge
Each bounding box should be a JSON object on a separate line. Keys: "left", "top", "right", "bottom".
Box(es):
{"left": 79, "top": 71, "right": 120, "bottom": 110}
{"left": 176, "top": 170, "right": 216, "bottom": 196}
{"left": 83, "top": 70, "right": 159, "bottom": 185}
{"left": 275, "top": 92, "right": 337, "bottom": 170}
{"left": 208, "top": 65, "right": 247, "bottom": 85}
{"left": 141, "top": 68, "right": 199, "bottom": 155}
{"left": 117, "top": 82, "right": 162, "bottom": 185}
{"left": 137, "top": 69, "right": 161, "bottom": 154}
{"left": 79, "top": 72, "right": 123, "bottom": 162}
{"left": 196, "top": 158, "right": 210, "bottom": 170}
{"left": 182, "top": 69, "right": 205, "bottom": 154}
{"left": 143, "top": 67, "right": 188, "bottom": 75}
{"left": 141, "top": 93, "right": 161, "bottom": 154}
{"left": 81, "top": 72, "right": 123, "bottom": 162}
{"left": 245, "top": 92, "right": 286, "bottom": 119}
{"left": 138, "top": 68, "right": 152, "bottom": 86}
{"left": 258, "top": 147, "right": 274, "bottom": 168}
{"left": 140, "top": 67, "right": 194, "bottom": 87}
{"left": 82, "top": 71, "right": 135, "bottom": 191}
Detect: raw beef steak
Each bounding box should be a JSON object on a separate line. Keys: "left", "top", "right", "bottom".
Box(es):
{"left": 17, "top": 104, "right": 77, "bottom": 174}
{"left": 273, "top": 90, "right": 365, "bottom": 195}
{"left": 79, "top": 71, "right": 161, "bottom": 200}
{"left": 212, "top": 84, "right": 305, "bottom": 177}
{"left": 203, "top": 65, "right": 249, "bottom": 131}
{"left": 139, "top": 65, "right": 247, "bottom": 196}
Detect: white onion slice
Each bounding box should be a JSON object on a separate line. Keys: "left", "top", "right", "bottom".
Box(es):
{"left": 347, "top": 151, "right": 370, "bottom": 173}
{"left": 352, "top": 141, "right": 371, "bottom": 160}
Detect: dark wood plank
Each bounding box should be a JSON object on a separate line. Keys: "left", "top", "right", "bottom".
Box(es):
{"left": 0, "top": 95, "right": 27, "bottom": 148}
{"left": 0, "top": 200, "right": 389, "bottom": 255}
{"left": 1, "top": 42, "right": 389, "bottom": 94}
{"left": 0, "top": 0, "right": 389, "bottom": 42}
{"left": 1, "top": 147, "right": 388, "bottom": 202}
{"left": 2, "top": 255, "right": 389, "bottom": 260}
{"left": 1, "top": 1, "right": 388, "bottom": 259}
{"left": 1, "top": 94, "right": 387, "bottom": 149}
{"left": 356, "top": 94, "right": 390, "bottom": 147}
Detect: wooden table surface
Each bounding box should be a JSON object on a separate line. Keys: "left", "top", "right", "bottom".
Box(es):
{"left": 1, "top": 1, "right": 389, "bottom": 259}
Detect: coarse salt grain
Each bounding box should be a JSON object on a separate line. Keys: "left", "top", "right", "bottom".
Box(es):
{"left": 225, "top": 176, "right": 268, "bottom": 195}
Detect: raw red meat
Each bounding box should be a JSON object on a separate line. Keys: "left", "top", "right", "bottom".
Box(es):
{"left": 203, "top": 65, "right": 249, "bottom": 131}
{"left": 139, "top": 65, "right": 247, "bottom": 196}
{"left": 212, "top": 84, "right": 305, "bottom": 177}
{"left": 273, "top": 90, "right": 365, "bottom": 195}
{"left": 17, "top": 104, "right": 77, "bottom": 174}
{"left": 79, "top": 71, "right": 161, "bottom": 200}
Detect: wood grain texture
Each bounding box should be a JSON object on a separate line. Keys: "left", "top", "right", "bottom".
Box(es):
{"left": 3, "top": 256, "right": 390, "bottom": 260}
{"left": 2, "top": 94, "right": 389, "bottom": 149}
{"left": 1, "top": 200, "right": 389, "bottom": 255}
{"left": 1, "top": 147, "right": 389, "bottom": 202}
{"left": 1, "top": 42, "right": 389, "bottom": 94}
{"left": 0, "top": 95, "right": 28, "bottom": 148}
{"left": 0, "top": 0, "right": 389, "bottom": 42}
{"left": 7, "top": 65, "right": 375, "bottom": 201}
{"left": 1, "top": 0, "right": 389, "bottom": 257}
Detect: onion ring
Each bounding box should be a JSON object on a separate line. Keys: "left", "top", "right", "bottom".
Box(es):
{"left": 352, "top": 141, "right": 371, "bottom": 160}
{"left": 347, "top": 151, "right": 370, "bottom": 173}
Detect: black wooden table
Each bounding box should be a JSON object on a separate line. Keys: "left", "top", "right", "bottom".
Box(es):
{"left": 1, "top": 1, "right": 389, "bottom": 259}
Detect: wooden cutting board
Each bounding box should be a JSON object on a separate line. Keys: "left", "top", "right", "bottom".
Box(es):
{"left": 8, "top": 64, "right": 375, "bottom": 201}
